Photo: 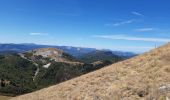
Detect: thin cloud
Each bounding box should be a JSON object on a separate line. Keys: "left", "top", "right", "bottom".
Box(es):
{"left": 131, "top": 11, "right": 144, "bottom": 17}
{"left": 112, "top": 46, "right": 154, "bottom": 51}
{"left": 94, "top": 35, "right": 170, "bottom": 42}
{"left": 110, "top": 46, "right": 155, "bottom": 53}
{"left": 114, "top": 46, "right": 154, "bottom": 49}
{"left": 29, "top": 33, "right": 49, "bottom": 36}
{"left": 106, "top": 19, "right": 134, "bottom": 27}
{"left": 135, "top": 28, "right": 156, "bottom": 32}
{"left": 54, "top": 12, "right": 79, "bottom": 16}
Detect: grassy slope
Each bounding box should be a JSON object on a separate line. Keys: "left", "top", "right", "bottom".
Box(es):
{"left": 11, "top": 43, "right": 170, "bottom": 100}
{"left": 0, "top": 95, "right": 12, "bottom": 100}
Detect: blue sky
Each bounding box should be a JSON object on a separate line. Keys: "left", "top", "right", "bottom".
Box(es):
{"left": 0, "top": 0, "right": 170, "bottom": 53}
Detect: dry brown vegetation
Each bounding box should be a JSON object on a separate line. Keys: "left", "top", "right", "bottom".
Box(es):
{"left": 11, "top": 43, "right": 170, "bottom": 100}
{"left": 0, "top": 95, "right": 12, "bottom": 100}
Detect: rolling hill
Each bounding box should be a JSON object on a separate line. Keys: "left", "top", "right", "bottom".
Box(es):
{"left": 22, "top": 48, "right": 80, "bottom": 64}
{"left": 77, "top": 50, "right": 122, "bottom": 63}
{"left": 11, "top": 43, "right": 170, "bottom": 100}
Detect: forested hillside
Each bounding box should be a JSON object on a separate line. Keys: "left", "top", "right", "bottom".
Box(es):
{"left": 0, "top": 49, "right": 123, "bottom": 96}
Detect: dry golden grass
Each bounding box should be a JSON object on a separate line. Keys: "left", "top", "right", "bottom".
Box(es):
{"left": 11, "top": 43, "right": 170, "bottom": 100}
{"left": 0, "top": 95, "right": 12, "bottom": 100}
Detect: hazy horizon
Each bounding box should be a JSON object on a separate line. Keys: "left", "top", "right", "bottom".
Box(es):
{"left": 0, "top": 42, "right": 160, "bottom": 53}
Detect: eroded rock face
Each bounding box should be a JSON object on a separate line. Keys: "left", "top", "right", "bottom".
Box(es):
{"left": 23, "top": 48, "right": 83, "bottom": 65}
{"left": 159, "top": 84, "right": 170, "bottom": 94}
{"left": 42, "top": 63, "right": 51, "bottom": 68}
{"left": 33, "top": 48, "right": 64, "bottom": 62}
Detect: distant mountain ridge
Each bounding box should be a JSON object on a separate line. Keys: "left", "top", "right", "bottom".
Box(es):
{"left": 0, "top": 43, "right": 136, "bottom": 58}
{"left": 0, "top": 43, "right": 95, "bottom": 57}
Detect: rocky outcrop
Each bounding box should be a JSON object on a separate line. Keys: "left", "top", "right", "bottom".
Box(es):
{"left": 0, "top": 79, "right": 10, "bottom": 87}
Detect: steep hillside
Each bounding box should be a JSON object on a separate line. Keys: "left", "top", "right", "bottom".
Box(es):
{"left": 11, "top": 43, "right": 170, "bottom": 100}
{"left": 34, "top": 62, "right": 111, "bottom": 89}
{"left": 77, "top": 50, "right": 122, "bottom": 63}
{"left": 0, "top": 54, "right": 37, "bottom": 96}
